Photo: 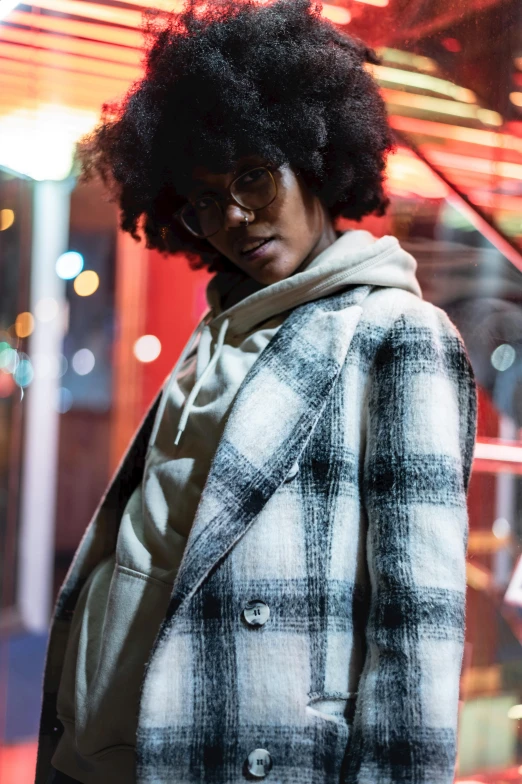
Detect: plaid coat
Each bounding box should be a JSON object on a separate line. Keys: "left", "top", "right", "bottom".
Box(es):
{"left": 36, "top": 283, "right": 477, "bottom": 784}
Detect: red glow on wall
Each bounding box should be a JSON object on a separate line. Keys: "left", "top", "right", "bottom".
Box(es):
{"left": 441, "top": 37, "right": 462, "bottom": 53}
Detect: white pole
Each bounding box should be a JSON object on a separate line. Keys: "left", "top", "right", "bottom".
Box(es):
{"left": 17, "top": 178, "right": 71, "bottom": 632}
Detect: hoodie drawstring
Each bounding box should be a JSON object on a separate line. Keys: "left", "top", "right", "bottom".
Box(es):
{"left": 174, "top": 317, "right": 230, "bottom": 447}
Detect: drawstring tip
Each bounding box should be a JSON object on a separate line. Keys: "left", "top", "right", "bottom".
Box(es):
{"left": 174, "top": 428, "right": 183, "bottom": 447}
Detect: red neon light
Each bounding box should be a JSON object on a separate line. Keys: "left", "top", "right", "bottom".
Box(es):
{"left": 18, "top": 0, "right": 142, "bottom": 28}
{"left": 321, "top": 4, "right": 351, "bottom": 24}
{"left": 0, "top": 55, "right": 129, "bottom": 90}
{"left": 9, "top": 10, "right": 143, "bottom": 49}
{"left": 0, "top": 24, "right": 142, "bottom": 67}
{"left": 428, "top": 149, "right": 522, "bottom": 181}
{"left": 353, "top": 0, "right": 389, "bottom": 5}
{"left": 388, "top": 115, "right": 522, "bottom": 154}
{"left": 0, "top": 40, "right": 139, "bottom": 82}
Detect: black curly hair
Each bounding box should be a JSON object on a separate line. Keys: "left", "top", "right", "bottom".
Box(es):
{"left": 78, "top": 0, "right": 394, "bottom": 272}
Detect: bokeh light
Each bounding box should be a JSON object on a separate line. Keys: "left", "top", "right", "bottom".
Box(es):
{"left": 72, "top": 348, "right": 95, "bottom": 376}
{"left": 322, "top": 4, "right": 351, "bottom": 24}
{"left": 0, "top": 208, "right": 15, "bottom": 231}
{"left": 73, "top": 270, "right": 99, "bottom": 297}
{"left": 0, "top": 346, "right": 19, "bottom": 374}
{"left": 35, "top": 297, "right": 59, "bottom": 322}
{"left": 15, "top": 311, "right": 35, "bottom": 338}
{"left": 56, "top": 251, "right": 84, "bottom": 280}
{"left": 14, "top": 358, "right": 34, "bottom": 388}
{"left": 31, "top": 353, "right": 68, "bottom": 380}
{"left": 508, "top": 704, "right": 522, "bottom": 720}
{"left": 491, "top": 343, "right": 516, "bottom": 372}
{"left": 134, "top": 335, "right": 162, "bottom": 363}
{"left": 0, "top": 371, "right": 15, "bottom": 398}
{"left": 31, "top": 353, "right": 52, "bottom": 380}
{"left": 56, "top": 387, "right": 73, "bottom": 414}
{"left": 492, "top": 517, "right": 511, "bottom": 539}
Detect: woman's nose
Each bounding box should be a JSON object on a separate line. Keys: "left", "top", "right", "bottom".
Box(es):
{"left": 222, "top": 201, "right": 254, "bottom": 230}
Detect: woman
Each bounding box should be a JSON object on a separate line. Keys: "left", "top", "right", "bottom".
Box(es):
{"left": 36, "top": 1, "right": 477, "bottom": 783}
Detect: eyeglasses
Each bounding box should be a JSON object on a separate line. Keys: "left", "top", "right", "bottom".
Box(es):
{"left": 176, "top": 165, "right": 278, "bottom": 239}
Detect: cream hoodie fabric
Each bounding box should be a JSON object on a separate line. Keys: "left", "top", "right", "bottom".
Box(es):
{"left": 52, "top": 230, "right": 422, "bottom": 784}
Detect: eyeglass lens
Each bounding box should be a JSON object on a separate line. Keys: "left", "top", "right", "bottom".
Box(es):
{"left": 181, "top": 166, "right": 276, "bottom": 238}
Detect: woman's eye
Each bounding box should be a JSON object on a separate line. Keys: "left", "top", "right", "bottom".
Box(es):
{"left": 239, "top": 168, "right": 266, "bottom": 186}
{"left": 195, "top": 196, "right": 215, "bottom": 211}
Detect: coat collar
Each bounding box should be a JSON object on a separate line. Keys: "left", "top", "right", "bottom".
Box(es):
{"left": 165, "top": 285, "right": 371, "bottom": 623}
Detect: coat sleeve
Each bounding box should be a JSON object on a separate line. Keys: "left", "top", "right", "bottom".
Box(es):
{"left": 343, "top": 306, "right": 477, "bottom": 784}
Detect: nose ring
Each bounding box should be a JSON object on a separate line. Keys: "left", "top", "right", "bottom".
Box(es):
{"left": 241, "top": 215, "right": 249, "bottom": 225}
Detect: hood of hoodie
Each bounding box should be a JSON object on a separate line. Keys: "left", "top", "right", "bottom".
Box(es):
{"left": 206, "top": 229, "right": 422, "bottom": 337}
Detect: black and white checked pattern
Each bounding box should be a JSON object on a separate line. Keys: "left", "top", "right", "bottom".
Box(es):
{"left": 35, "top": 284, "right": 476, "bottom": 784}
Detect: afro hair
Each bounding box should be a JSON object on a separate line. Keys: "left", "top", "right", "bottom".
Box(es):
{"left": 78, "top": 0, "right": 394, "bottom": 272}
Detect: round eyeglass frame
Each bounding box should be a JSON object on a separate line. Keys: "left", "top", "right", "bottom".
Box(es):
{"left": 175, "top": 165, "right": 278, "bottom": 239}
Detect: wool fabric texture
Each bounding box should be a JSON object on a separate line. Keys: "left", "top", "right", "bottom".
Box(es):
{"left": 36, "top": 254, "right": 476, "bottom": 784}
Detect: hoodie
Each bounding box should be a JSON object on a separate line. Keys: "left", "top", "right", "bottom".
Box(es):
{"left": 51, "top": 230, "right": 421, "bottom": 784}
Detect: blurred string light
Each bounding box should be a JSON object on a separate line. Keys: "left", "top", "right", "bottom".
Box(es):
{"left": 0, "top": 104, "right": 97, "bottom": 181}
{"left": 492, "top": 517, "right": 511, "bottom": 539}
{"left": 56, "top": 386, "right": 73, "bottom": 413}
{"left": 378, "top": 48, "right": 437, "bottom": 73}
{"left": 0, "top": 208, "right": 15, "bottom": 230}
{"left": 0, "top": 0, "right": 19, "bottom": 21}
{"left": 0, "top": 344, "right": 18, "bottom": 374}
{"left": 508, "top": 704, "right": 522, "bottom": 720}
{"left": 510, "top": 92, "right": 522, "bottom": 107}
{"left": 491, "top": 344, "right": 516, "bottom": 371}
{"left": 72, "top": 347, "right": 95, "bottom": 375}
{"left": 14, "top": 355, "right": 34, "bottom": 387}
{"left": 0, "top": 371, "right": 15, "bottom": 398}
{"left": 321, "top": 3, "right": 351, "bottom": 24}
{"left": 381, "top": 88, "right": 502, "bottom": 126}
{"left": 386, "top": 148, "right": 447, "bottom": 199}
{"left": 56, "top": 250, "right": 84, "bottom": 280}
{"left": 388, "top": 115, "right": 522, "bottom": 154}
{"left": 31, "top": 353, "right": 68, "bottom": 379}
{"left": 134, "top": 335, "right": 161, "bottom": 363}
{"left": 370, "top": 64, "right": 476, "bottom": 103}
{"left": 35, "top": 296, "right": 59, "bottom": 322}
{"left": 73, "top": 269, "right": 99, "bottom": 296}
{"left": 15, "top": 311, "right": 34, "bottom": 338}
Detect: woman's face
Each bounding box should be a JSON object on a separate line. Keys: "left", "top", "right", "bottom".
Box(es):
{"left": 187, "top": 156, "right": 337, "bottom": 285}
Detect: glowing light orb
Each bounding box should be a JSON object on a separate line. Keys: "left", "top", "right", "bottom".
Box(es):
{"left": 15, "top": 311, "right": 35, "bottom": 338}
{"left": 492, "top": 517, "right": 510, "bottom": 539}
{"left": 14, "top": 358, "right": 34, "bottom": 388}
{"left": 0, "top": 208, "right": 15, "bottom": 231}
{"left": 56, "top": 387, "right": 73, "bottom": 414}
{"left": 0, "top": 346, "right": 18, "bottom": 374}
{"left": 491, "top": 343, "right": 516, "bottom": 372}
{"left": 134, "top": 335, "right": 161, "bottom": 363}
{"left": 56, "top": 251, "right": 84, "bottom": 280}
{"left": 35, "top": 297, "right": 59, "bottom": 322}
{"left": 72, "top": 348, "right": 95, "bottom": 376}
{"left": 0, "top": 371, "right": 15, "bottom": 398}
{"left": 73, "top": 270, "right": 99, "bottom": 297}
{"left": 508, "top": 704, "right": 522, "bottom": 720}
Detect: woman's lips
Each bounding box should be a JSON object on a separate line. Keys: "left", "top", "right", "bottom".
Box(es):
{"left": 238, "top": 237, "right": 275, "bottom": 262}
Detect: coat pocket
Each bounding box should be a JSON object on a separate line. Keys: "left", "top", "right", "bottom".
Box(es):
{"left": 305, "top": 693, "right": 357, "bottom": 727}
{"left": 56, "top": 557, "right": 172, "bottom": 759}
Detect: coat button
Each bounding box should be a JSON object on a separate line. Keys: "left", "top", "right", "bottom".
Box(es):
{"left": 247, "top": 748, "right": 272, "bottom": 778}
{"left": 243, "top": 599, "right": 270, "bottom": 627}
{"left": 284, "top": 460, "right": 299, "bottom": 482}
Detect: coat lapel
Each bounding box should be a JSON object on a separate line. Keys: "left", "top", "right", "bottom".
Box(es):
{"left": 167, "top": 285, "right": 371, "bottom": 620}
